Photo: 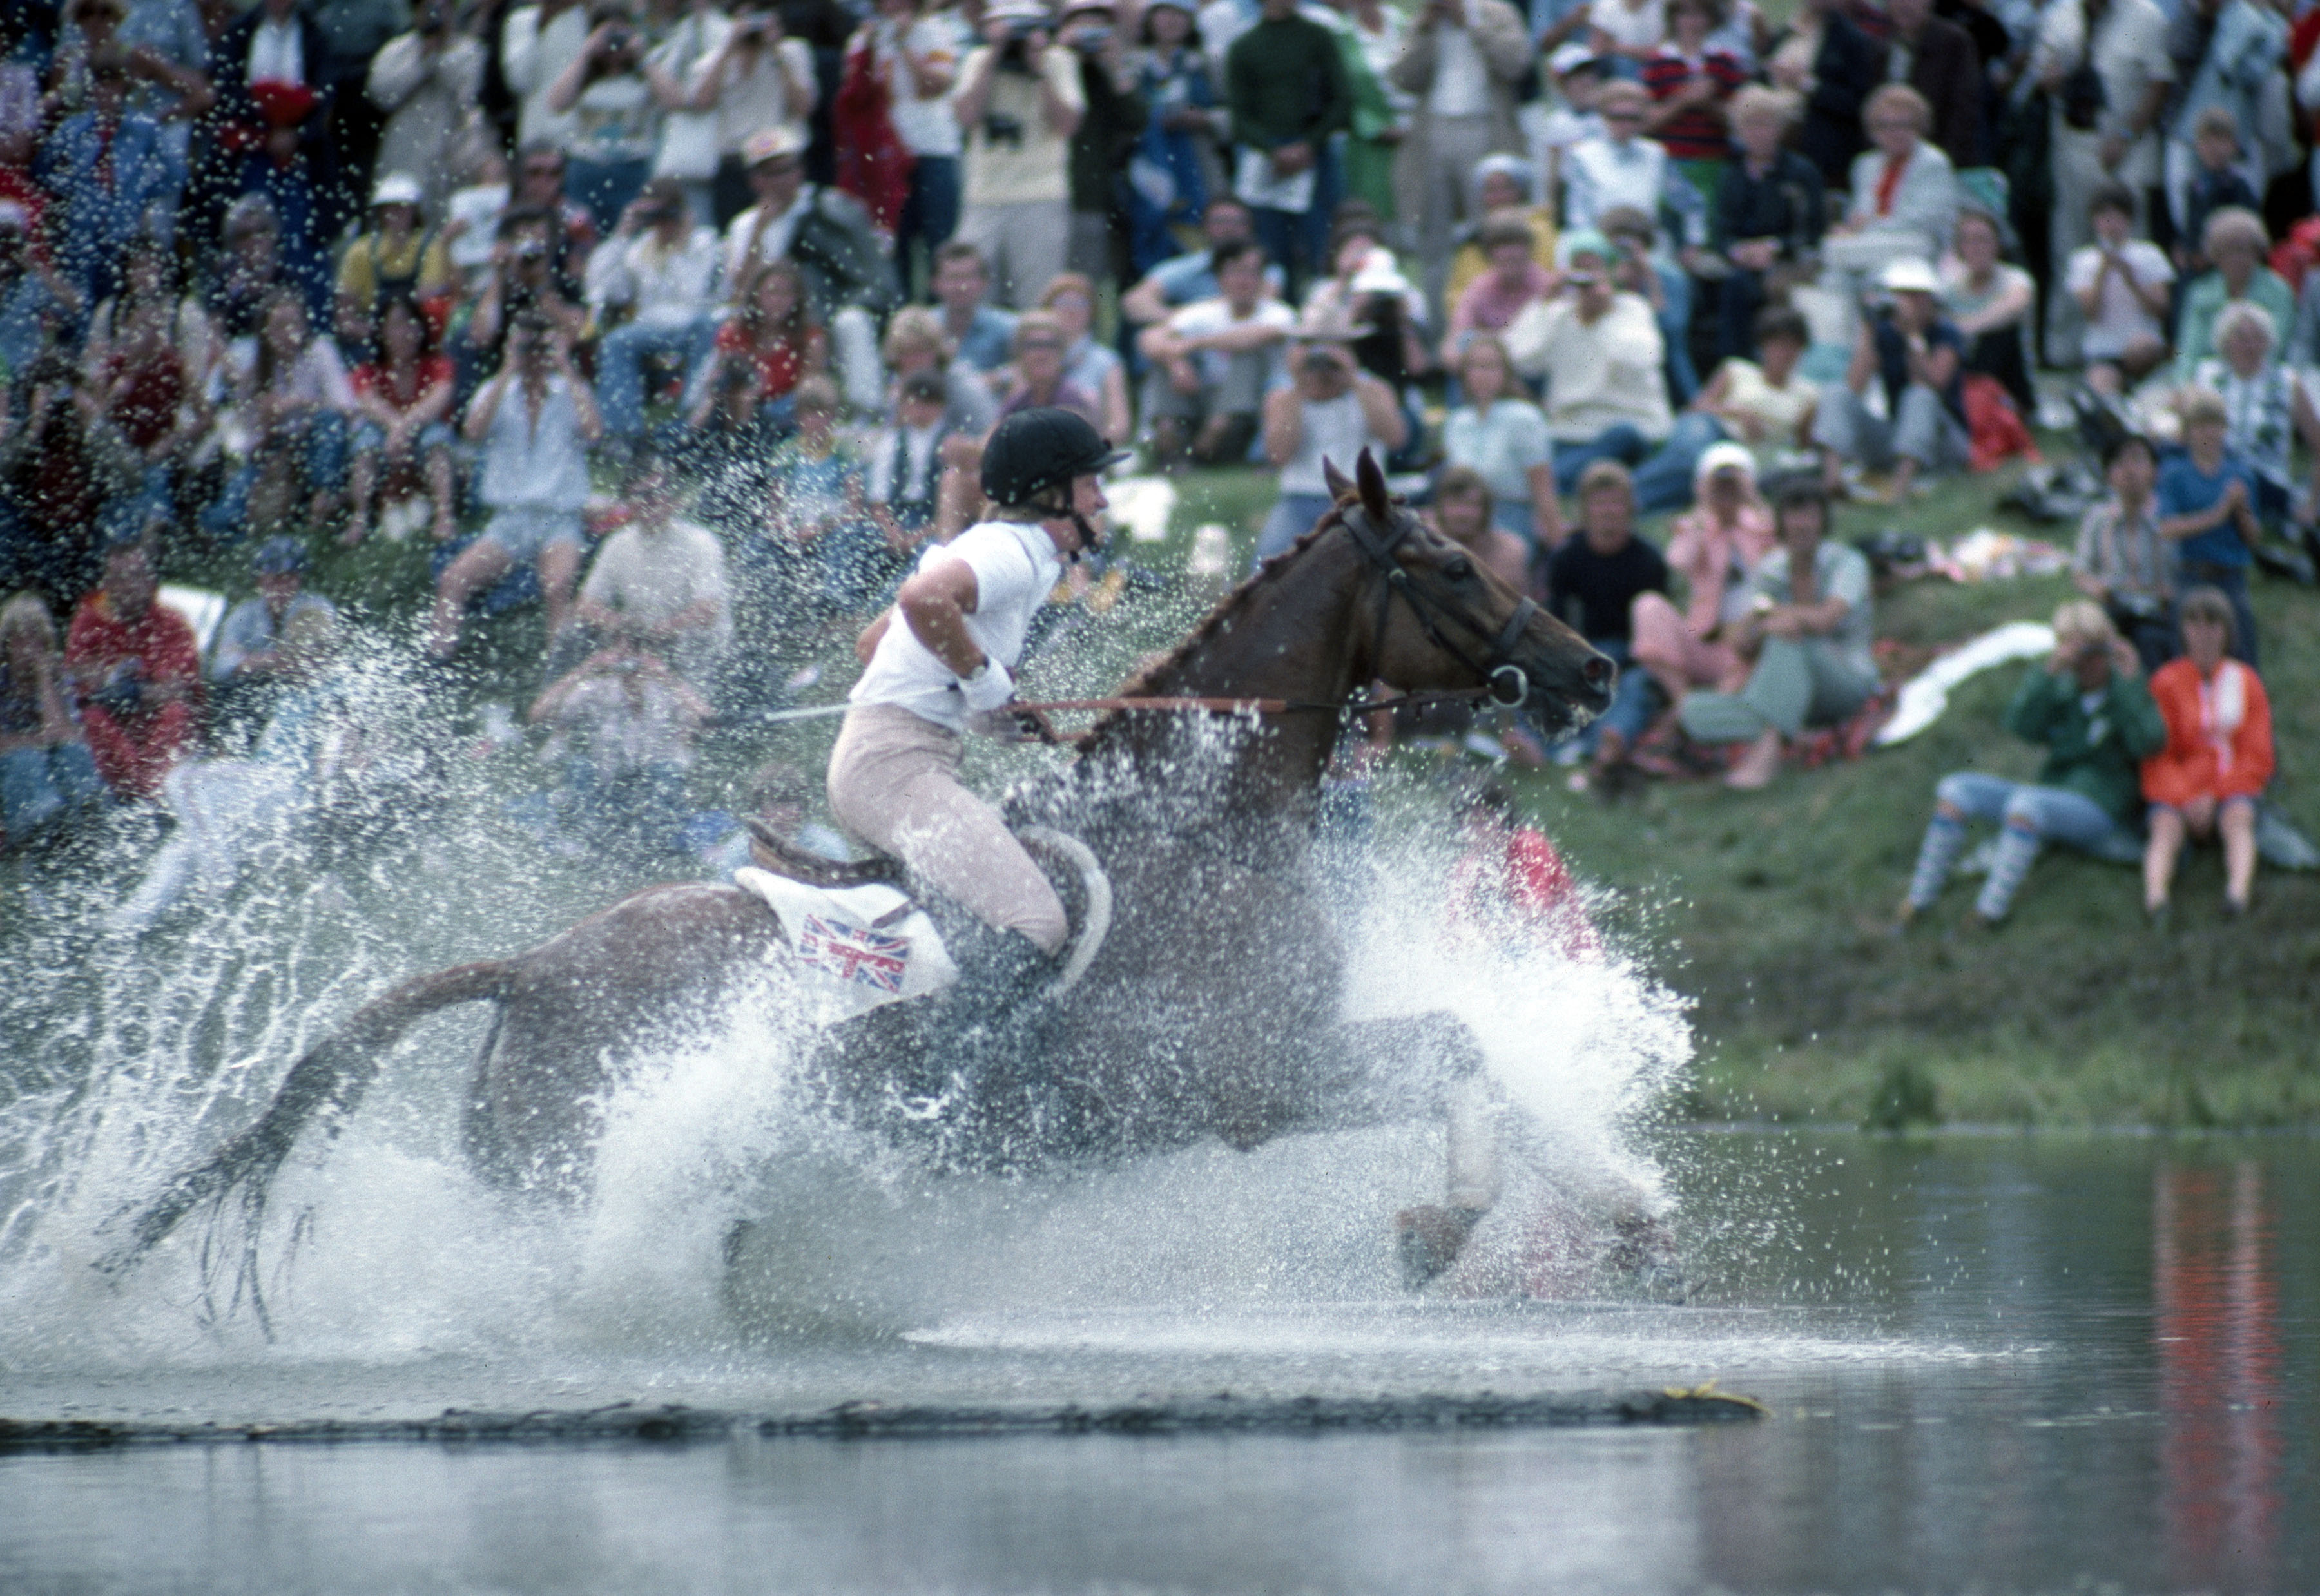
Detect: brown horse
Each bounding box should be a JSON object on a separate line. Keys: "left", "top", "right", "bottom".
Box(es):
{"left": 106, "top": 454, "right": 1614, "bottom": 1290}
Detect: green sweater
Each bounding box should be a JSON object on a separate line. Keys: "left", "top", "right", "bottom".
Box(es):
{"left": 1224, "top": 15, "right": 1348, "bottom": 151}
{"left": 2002, "top": 666, "right": 2168, "bottom": 825}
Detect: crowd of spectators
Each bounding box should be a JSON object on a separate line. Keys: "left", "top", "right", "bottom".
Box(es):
{"left": 0, "top": 0, "right": 2308, "bottom": 930}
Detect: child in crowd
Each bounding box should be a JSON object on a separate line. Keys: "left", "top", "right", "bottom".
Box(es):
{"left": 764, "top": 378, "right": 876, "bottom": 619}
{"left": 865, "top": 368, "right": 952, "bottom": 557}
{"left": 2174, "top": 108, "right": 2261, "bottom": 280}
{"left": 2071, "top": 434, "right": 2176, "bottom": 673}
{"left": 2141, "top": 586, "right": 2272, "bottom": 923}
{"left": 2067, "top": 184, "right": 2174, "bottom": 396}
{"left": 2154, "top": 387, "right": 2263, "bottom": 668}
{"left": 1629, "top": 441, "right": 1774, "bottom": 709}
{"left": 2190, "top": 302, "right": 2320, "bottom": 537}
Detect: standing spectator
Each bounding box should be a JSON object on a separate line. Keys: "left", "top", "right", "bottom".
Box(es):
{"left": 2170, "top": 107, "right": 2259, "bottom": 282}
{"left": 1, "top": 593, "right": 107, "bottom": 847}
{"left": 208, "top": 534, "right": 336, "bottom": 735}
{"left": 64, "top": 532, "right": 204, "bottom": 801}
{"left": 367, "top": 0, "right": 485, "bottom": 218}
{"left": 688, "top": 3, "right": 817, "bottom": 224}
{"left": 345, "top": 293, "right": 458, "bottom": 544}
{"left": 2163, "top": 12, "right": 2283, "bottom": 247}
{"left": 1254, "top": 329, "right": 1405, "bottom": 560}
{"left": 38, "top": 51, "right": 186, "bottom": 306}
{"left": 587, "top": 175, "right": 721, "bottom": 451}
{"left": 1712, "top": 83, "right": 1823, "bottom": 360}
{"left": 1639, "top": 0, "right": 1745, "bottom": 209}
{"left": 2171, "top": 207, "right": 2292, "bottom": 381}
{"left": 1447, "top": 213, "right": 1557, "bottom": 354}
{"left": 929, "top": 238, "right": 1018, "bottom": 376}
{"left": 432, "top": 314, "right": 601, "bottom": 657}
{"left": 1938, "top": 207, "right": 2034, "bottom": 415}
{"left": 1585, "top": 0, "right": 1665, "bottom": 70}
{"left": 546, "top": 1, "right": 688, "bottom": 232}
{"left": 1058, "top": 0, "right": 1146, "bottom": 285}
{"left": 849, "top": 0, "right": 960, "bottom": 279}
{"left": 1329, "top": 0, "right": 1404, "bottom": 225}
{"left": 1126, "top": 0, "right": 1219, "bottom": 275}
{"left": 204, "top": 0, "right": 333, "bottom": 184}
{"left": 1136, "top": 235, "right": 1293, "bottom": 466}
{"left": 1896, "top": 600, "right": 2163, "bottom": 927}
{"left": 691, "top": 257, "right": 826, "bottom": 433}
{"left": 2194, "top": 303, "right": 2320, "bottom": 539}
{"left": 1632, "top": 304, "right": 1817, "bottom": 513}
{"left": 952, "top": 0, "right": 1085, "bottom": 309}
{"left": 876, "top": 305, "right": 1000, "bottom": 434}
{"left": 2140, "top": 585, "right": 2272, "bottom": 921}
{"left": 1502, "top": 229, "right": 1670, "bottom": 494}
{"left": 1440, "top": 332, "right": 1558, "bottom": 548}
{"left": 503, "top": 0, "right": 592, "bottom": 155}
{"left": 334, "top": 173, "right": 456, "bottom": 325}
{"left": 1223, "top": 0, "right": 1345, "bottom": 297}
{"left": 574, "top": 454, "right": 733, "bottom": 686}
{"left": 1387, "top": 0, "right": 1530, "bottom": 320}
{"left": 2154, "top": 385, "right": 2261, "bottom": 666}
{"left": 1039, "top": 272, "right": 1132, "bottom": 445}
{"left": 1813, "top": 255, "right": 1968, "bottom": 504}
{"left": 1629, "top": 441, "right": 1774, "bottom": 707}
{"left": 2066, "top": 181, "right": 2172, "bottom": 394}
{"left": 1764, "top": 0, "right": 1884, "bottom": 194}
{"left": 1534, "top": 459, "right": 1669, "bottom": 782}
{"left": 641, "top": 0, "right": 733, "bottom": 226}
{"left": 2031, "top": 0, "right": 2174, "bottom": 365}
{"left": 225, "top": 86, "right": 354, "bottom": 328}
{"left": 206, "top": 289, "right": 353, "bottom": 541}
{"left": 0, "top": 357, "right": 140, "bottom": 609}
{"left": 1882, "top": 0, "right": 1984, "bottom": 169}
{"left": 2071, "top": 432, "right": 2174, "bottom": 671}
{"left": 1677, "top": 481, "right": 1878, "bottom": 790}
{"left": 1820, "top": 84, "right": 1959, "bottom": 320}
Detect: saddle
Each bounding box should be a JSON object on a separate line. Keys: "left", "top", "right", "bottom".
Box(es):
{"left": 733, "top": 818, "right": 1113, "bottom": 1019}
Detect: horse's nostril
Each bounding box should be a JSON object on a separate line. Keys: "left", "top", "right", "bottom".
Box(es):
{"left": 1583, "top": 655, "right": 1612, "bottom": 689}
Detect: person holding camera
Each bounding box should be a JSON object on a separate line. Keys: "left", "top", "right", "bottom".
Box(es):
{"left": 586, "top": 175, "right": 722, "bottom": 449}
{"left": 461, "top": 206, "right": 590, "bottom": 388}
{"left": 1895, "top": 600, "right": 2165, "bottom": 928}
{"left": 545, "top": 0, "right": 691, "bottom": 232}
{"left": 1502, "top": 229, "right": 1671, "bottom": 495}
{"left": 952, "top": 0, "right": 1085, "bottom": 309}
{"left": 684, "top": 3, "right": 818, "bottom": 226}
{"left": 1254, "top": 322, "right": 1407, "bottom": 561}
{"left": 366, "top": 0, "right": 485, "bottom": 218}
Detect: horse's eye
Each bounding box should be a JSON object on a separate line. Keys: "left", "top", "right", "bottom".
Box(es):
{"left": 1444, "top": 558, "right": 1474, "bottom": 581}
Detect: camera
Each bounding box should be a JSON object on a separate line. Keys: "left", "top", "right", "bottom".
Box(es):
{"left": 603, "top": 24, "right": 634, "bottom": 52}
{"left": 513, "top": 237, "right": 548, "bottom": 264}
{"left": 981, "top": 109, "right": 1025, "bottom": 148}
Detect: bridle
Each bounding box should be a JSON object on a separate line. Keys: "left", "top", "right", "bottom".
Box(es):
{"left": 1332, "top": 499, "right": 1540, "bottom": 713}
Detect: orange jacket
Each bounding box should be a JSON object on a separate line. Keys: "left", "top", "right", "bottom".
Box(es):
{"left": 2141, "top": 657, "right": 2274, "bottom": 809}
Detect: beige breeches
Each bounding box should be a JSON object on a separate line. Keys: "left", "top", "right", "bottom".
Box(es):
{"left": 827, "top": 702, "right": 1070, "bottom": 955}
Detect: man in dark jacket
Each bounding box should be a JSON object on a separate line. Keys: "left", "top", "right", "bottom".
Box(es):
{"left": 1768, "top": 0, "right": 1887, "bottom": 193}
{"left": 1058, "top": 0, "right": 1146, "bottom": 287}
{"left": 1887, "top": 0, "right": 1984, "bottom": 168}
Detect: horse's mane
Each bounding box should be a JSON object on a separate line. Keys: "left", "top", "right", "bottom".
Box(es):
{"left": 1073, "top": 494, "right": 1358, "bottom": 755}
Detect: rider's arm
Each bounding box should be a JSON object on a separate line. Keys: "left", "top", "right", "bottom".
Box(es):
{"left": 896, "top": 557, "right": 987, "bottom": 676}
{"left": 855, "top": 606, "right": 894, "bottom": 662}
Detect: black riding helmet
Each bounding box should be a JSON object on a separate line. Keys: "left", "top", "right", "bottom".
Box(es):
{"left": 980, "top": 408, "right": 1127, "bottom": 508}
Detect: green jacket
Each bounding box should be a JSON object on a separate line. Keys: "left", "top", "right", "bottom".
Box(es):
{"left": 2002, "top": 665, "right": 2168, "bottom": 825}
{"left": 1224, "top": 15, "right": 1348, "bottom": 151}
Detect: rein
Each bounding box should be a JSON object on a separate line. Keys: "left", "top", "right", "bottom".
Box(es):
{"left": 1331, "top": 501, "right": 1540, "bottom": 713}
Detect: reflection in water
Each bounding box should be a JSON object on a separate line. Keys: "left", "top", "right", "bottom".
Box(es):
{"left": 2155, "top": 1160, "right": 2281, "bottom": 1591}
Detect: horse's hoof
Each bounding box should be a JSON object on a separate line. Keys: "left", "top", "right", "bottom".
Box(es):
{"left": 1395, "top": 1204, "right": 1486, "bottom": 1291}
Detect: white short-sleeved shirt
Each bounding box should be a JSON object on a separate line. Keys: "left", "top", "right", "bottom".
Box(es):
{"left": 2035, "top": 0, "right": 2173, "bottom": 183}
{"left": 1442, "top": 399, "right": 1551, "bottom": 511}
{"left": 1164, "top": 295, "right": 1297, "bottom": 391}
{"left": 2065, "top": 241, "right": 2174, "bottom": 360}
{"left": 849, "top": 518, "right": 1063, "bottom": 732}
{"left": 579, "top": 518, "right": 734, "bottom": 657}
{"left": 879, "top": 14, "right": 968, "bottom": 158}
{"left": 1588, "top": 0, "right": 1666, "bottom": 52}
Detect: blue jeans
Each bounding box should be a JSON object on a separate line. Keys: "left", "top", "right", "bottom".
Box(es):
{"left": 200, "top": 410, "right": 351, "bottom": 543}
{"left": 1630, "top": 412, "right": 1729, "bottom": 514}
{"left": 565, "top": 156, "right": 652, "bottom": 236}
{"left": 1255, "top": 492, "right": 1335, "bottom": 568}
{"left": 1551, "top": 425, "right": 1652, "bottom": 495}
{"left": 1251, "top": 205, "right": 1317, "bottom": 301}
{"left": 1, "top": 741, "right": 104, "bottom": 841}
{"left": 893, "top": 155, "right": 960, "bottom": 290}
{"left": 1656, "top": 263, "right": 1699, "bottom": 406}
{"left": 1909, "top": 771, "right": 2124, "bottom": 919}
{"left": 597, "top": 316, "right": 718, "bottom": 438}
{"left": 1569, "top": 638, "right": 1660, "bottom": 756}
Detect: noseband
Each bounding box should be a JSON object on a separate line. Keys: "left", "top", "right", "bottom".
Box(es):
{"left": 1335, "top": 503, "right": 1539, "bottom": 711}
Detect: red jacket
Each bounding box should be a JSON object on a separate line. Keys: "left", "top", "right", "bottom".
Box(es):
{"left": 65, "top": 591, "right": 204, "bottom": 799}
{"left": 2140, "top": 656, "right": 2273, "bottom": 809}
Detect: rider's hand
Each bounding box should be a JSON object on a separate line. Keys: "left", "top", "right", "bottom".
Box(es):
{"left": 958, "top": 657, "right": 1014, "bottom": 716}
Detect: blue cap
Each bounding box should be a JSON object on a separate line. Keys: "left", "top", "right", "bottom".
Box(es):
{"left": 251, "top": 535, "right": 309, "bottom": 575}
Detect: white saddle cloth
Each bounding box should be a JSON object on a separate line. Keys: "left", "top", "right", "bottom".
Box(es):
{"left": 733, "top": 868, "right": 960, "bottom": 1020}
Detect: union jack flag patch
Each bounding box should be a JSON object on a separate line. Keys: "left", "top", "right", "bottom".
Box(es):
{"left": 797, "top": 914, "right": 911, "bottom": 993}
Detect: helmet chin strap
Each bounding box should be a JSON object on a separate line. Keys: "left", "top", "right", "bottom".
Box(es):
{"left": 1068, "top": 509, "right": 1103, "bottom": 559}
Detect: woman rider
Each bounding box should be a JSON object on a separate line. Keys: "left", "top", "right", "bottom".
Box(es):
{"left": 829, "top": 408, "right": 1125, "bottom": 1048}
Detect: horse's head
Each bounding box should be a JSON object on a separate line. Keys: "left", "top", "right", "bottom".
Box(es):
{"left": 1323, "top": 451, "right": 1612, "bottom": 736}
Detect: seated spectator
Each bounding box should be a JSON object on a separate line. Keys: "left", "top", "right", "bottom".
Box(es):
{"left": 689, "top": 260, "right": 826, "bottom": 436}
{"left": 525, "top": 638, "right": 710, "bottom": 858}
{"left": 1536, "top": 47, "right": 1605, "bottom": 204}
{"left": 761, "top": 378, "right": 877, "bottom": 618}
{"left": 2172, "top": 209, "right": 2293, "bottom": 383}
{"left": 1630, "top": 441, "right": 1775, "bottom": 706}
{"left": 588, "top": 177, "right": 722, "bottom": 451}
{"left": 1447, "top": 213, "right": 1558, "bottom": 355}
{"left": 1, "top": 592, "right": 106, "bottom": 848}
{"left": 1813, "top": 256, "right": 1968, "bottom": 503}
{"left": 345, "top": 294, "right": 458, "bottom": 546}
{"left": 443, "top": 146, "right": 512, "bottom": 294}
{"left": 1677, "top": 481, "right": 1878, "bottom": 790}
{"left": 1301, "top": 210, "right": 1428, "bottom": 361}
{"left": 1039, "top": 273, "right": 1132, "bottom": 447}
{"left": 37, "top": 48, "right": 185, "bottom": 306}
{"left": 1443, "top": 155, "right": 1557, "bottom": 312}
{"left": 573, "top": 455, "right": 733, "bottom": 688}
{"left": 1139, "top": 238, "right": 1294, "bottom": 468}
{"left": 1600, "top": 204, "right": 1697, "bottom": 406}
{"left": 1712, "top": 84, "right": 1824, "bottom": 360}
{"left": 928, "top": 238, "right": 1017, "bottom": 376}
{"left": 1117, "top": 195, "right": 1281, "bottom": 338}
{"left": 209, "top": 535, "right": 338, "bottom": 740}
{"left": 1764, "top": 0, "right": 1884, "bottom": 195}
{"left": 87, "top": 238, "right": 217, "bottom": 400}
{"left": 64, "top": 532, "right": 203, "bottom": 802}
{"left": 0, "top": 355, "right": 139, "bottom": 608}
{"left": 334, "top": 173, "right": 456, "bottom": 331}
{"left": 996, "top": 311, "right": 1103, "bottom": 428}
{"left": 207, "top": 196, "right": 299, "bottom": 351}
{"left": 87, "top": 256, "right": 208, "bottom": 495}
{"left": 2071, "top": 433, "right": 2175, "bottom": 672}
{"left": 876, "top": 306, "right": 999, "bottom": 436}
{"left": 0, "top": 204, "right": 84, "bottom": 378}
{"left": 1561, "top": 81, "right": 1706, "bottom": 251}
{"left": 2172, "top": 108, "right": 2260, "bottom": 282}
{"left": 1820, "top": 84, "right": 1958, "bottom": 321}
{"left": 432, "top": 316, "right": 602, "bottom": 658}
{"left": 2141, "top": 586, "right": 2272, "bottom": 921}
{"left": 1940, "top": 209, "right": 2035, "bottom": 417}
{"left": 2192, "top": 303, "right": 2320, "bottom": 538}
{"left": 1534, "top": 459, "right": 1669, "bottom": 782}
{"left": 1639, "top": 0, "right": 1746, "bottom": 206}
{"left": 1503, "top": 230, "right": 1671, "bottom": 494}
{"left": 1897, "top": 601, "right": 2163, "bottom": 928}
{"left": 508, "top": 142, "right": 603, "bottom": 286}
{"left": 865, "top": 368, "right": 954, "bottom": 555}
{"left": 1430, "top": 467, "right": 1529, "bottom": 590}
{"left": 1632, "top": 305, "right": 1816, "bottom": 513}
{"left": 1440, "top": 333, "right": 1559, "bottom": 548}
{"left": 1255, "top": 330, "right": 1406, "bottom": 561}
{"left": 206, "top": 290, "right": 354, "bottom": 542}
{"left": 2067, "top": 183, "right": 2173, "bottom": 396}
{"left": 2155, "top": 387, "right": 2261, "bottom": 668}
{"left": 458, "top": 206, "right": 592, "bottom": 387}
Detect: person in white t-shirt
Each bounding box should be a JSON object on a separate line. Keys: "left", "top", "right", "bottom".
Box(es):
{"left": 679, "top": 4, "right": 817, "bottom": 224}
{"left": 2066, "top": 181, "right": 2174, "bottom": 394}
{"left": 853, "top": 0, "right": 969, "bottom": 289}
{"left": 1135, "top": 238, "right": 1295, "bottom": 465}
{"left": 573, "top": 456, "right": 733, "bottom": 687}
{"left": 827, "top": 408, "right": 1125, "bottom": 1044}
{"left": 952, "top": 0, "right": 1087, "bottom": 307}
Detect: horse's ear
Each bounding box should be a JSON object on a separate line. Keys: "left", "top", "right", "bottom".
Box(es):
{"left": 1356, "top": 449, "right": 1391, "bottom": 523}
{"left": 1322, "top": 456, "right": 1353, "bottom": 502}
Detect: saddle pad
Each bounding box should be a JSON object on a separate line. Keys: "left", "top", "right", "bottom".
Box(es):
{"left": 733, "top": 867, "right": 960, "bottom": 1018}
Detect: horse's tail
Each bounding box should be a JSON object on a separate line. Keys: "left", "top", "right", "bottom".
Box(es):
{"left": 98, "top": 959, "right": 516, "bottom": 1275}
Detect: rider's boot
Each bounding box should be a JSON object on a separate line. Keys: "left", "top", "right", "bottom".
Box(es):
{"left": 941, "top": 927, "right": 1064, "bottom": 1160}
